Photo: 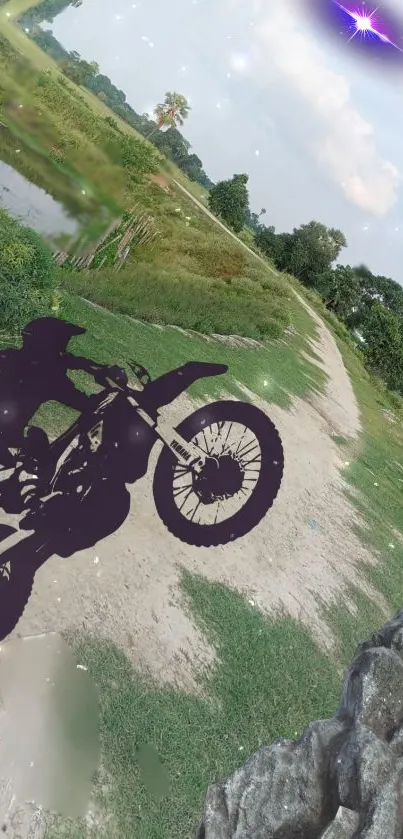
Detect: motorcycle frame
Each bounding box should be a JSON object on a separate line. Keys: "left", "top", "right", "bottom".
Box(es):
{"left": 46, "top": 377, "right": 207, "bottom": 494}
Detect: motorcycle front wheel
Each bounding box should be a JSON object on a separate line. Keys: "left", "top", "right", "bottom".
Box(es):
{"left": 152, "top": 400, "right": 284, "bottom": 548}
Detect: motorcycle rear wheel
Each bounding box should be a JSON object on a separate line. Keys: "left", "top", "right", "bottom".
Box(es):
{"left": 153, "top": 400, "right": 284, "bottom": 547}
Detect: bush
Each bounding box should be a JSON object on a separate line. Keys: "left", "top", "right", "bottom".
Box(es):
{"left": 104, "top": 115, "right": 122, "bottom": 134}
{"left": 63, "top": 262, "right": 290, "bottom": 340}
{"left": 0, "top": 209, "right": 58, "bottom": 333}
{"left": 111, "top": 136, "right": 160, "bottom": 178}
{"left": 185, "top": 236, "right": 248, "bottom": 279}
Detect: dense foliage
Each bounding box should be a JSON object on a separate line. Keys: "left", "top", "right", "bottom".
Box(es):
{"left": 208, "top": 174, "right": 250, "bottom": 233}
{"left": 0, "top": 209, "right": 57, "bottom": 332}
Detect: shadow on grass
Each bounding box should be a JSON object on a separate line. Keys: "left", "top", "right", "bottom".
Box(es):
{"left": 45, "top": 571, "right": 342, "bottom": 839}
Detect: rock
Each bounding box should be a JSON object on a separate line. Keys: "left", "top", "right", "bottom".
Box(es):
{"left": 320, "top": 807, "right": 359, "bottom": 838}
{"left": 196, "top": 609, "right": 403, "bottom": 838}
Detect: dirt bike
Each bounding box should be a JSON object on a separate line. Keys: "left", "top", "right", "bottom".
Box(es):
{"left": 0, "top": 359, "right": 284, "bottom": 641}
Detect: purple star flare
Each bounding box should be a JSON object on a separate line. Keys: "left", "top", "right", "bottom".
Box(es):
{"left": 303, "top": 0, "right": 403, "bottom": 66}
{"left": 334, "top": 2, "right": 403, "bottom": 51}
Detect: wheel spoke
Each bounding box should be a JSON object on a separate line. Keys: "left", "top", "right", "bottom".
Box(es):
{"left": 240, "top": 454, "right": 261, "bottom": 467}
{"left": 236, "top": 440, "right": 259, "bottom": 460}
{"left": 189, "top": 500, "right": 201, "bottom": 522}
{"left": 221, "top": 422, "right": 233, "bottom": 454}
{"left": 178, "top": 486, "right": 194, "bottom": 511}
{"left": 233, "top": 426, "right": 248, "bottom": 455}
{"left": 172, "top": 418, "right": 262, "bottom": 526}
{"left": 173, "top": 483, "right": 193, "bottom": 499}
{"left": 193, "top": 432, "right": 209, "bottom": 455}
{"left": 202, "top": 428, "right": 213, "bottom": 454}
{"left": 173, "top": 469, "right": 191, "bottom": 481}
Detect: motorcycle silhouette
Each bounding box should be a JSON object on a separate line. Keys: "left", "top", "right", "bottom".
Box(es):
{"left": 0, "top": 358, "right": 284, "bottom": 641}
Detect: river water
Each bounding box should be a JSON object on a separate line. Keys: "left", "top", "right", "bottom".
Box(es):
{"left": 0, "top": 159, "right": 78, "bottom": 238}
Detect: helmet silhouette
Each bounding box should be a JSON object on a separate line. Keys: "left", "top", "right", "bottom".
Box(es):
{"left": 22, "top": 318, "right": 86, "bottom": 351}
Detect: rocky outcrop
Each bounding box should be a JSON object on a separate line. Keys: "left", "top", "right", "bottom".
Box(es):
{"left": 196, "top": 609, "right": 403, "bottom": 838}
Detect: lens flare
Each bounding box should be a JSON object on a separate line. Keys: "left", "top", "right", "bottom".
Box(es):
{"left": 334, "top": 2, "right": 403, "bottom": 51}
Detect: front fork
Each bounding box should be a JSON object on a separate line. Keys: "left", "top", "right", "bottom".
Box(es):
{"left": 130, "top": 399, "right": 206, "bottom": 474}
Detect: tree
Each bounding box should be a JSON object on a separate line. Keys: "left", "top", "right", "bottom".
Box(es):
{"left": 344, "top": 265, "right": 403, "bottom": 331}
{"left": 59, "top": 51, "right": 99, "bottom": 86}
{"left": 361, "top": 304, "right": 403, "bottom": 393}
{"left": 255, "top": 225, "right": 277, "bottom": 256}
{"left": 147, "top": 92, "right": 190, "bottom": 139}
{"left": 151, "top": 126, "right": 190, "bottom": 162}
{"left": 255, "top": 220, "right": 347, "bottom": 283}
{"left": 377, "top": 275, "right": 403, "bottom": 319}
{"left": 285, "top": 221, "right": 347, "bottom": 286}
{"left": 208, "top": 174, "right": 250, "bottom": 233}
{"left": 315, "top": 264, "right": 361, "bottom": 321}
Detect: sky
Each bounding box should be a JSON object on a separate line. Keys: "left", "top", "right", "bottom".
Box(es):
{"left": 52, "top": 0, "right": 403, "bottom": 281}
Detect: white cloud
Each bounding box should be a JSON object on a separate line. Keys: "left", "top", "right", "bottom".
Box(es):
{"left": 250, "top": 0, "right": 401, "bottom": 216}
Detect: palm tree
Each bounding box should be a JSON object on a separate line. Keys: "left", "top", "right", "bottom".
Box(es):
{"left": 147, "top": 92, "right": 190, "bottom": 139}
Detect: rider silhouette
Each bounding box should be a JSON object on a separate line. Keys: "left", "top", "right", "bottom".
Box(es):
{"left": 0, "top": 317, "right": 117, "bottom": 470}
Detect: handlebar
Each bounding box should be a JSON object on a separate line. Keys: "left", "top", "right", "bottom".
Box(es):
{"left": 94, "top": 360, "right": 152, "bottom": 391}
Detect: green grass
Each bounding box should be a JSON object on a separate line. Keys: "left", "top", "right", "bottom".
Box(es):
{"left": 44, "top": 573, "right": 342, "bottom": 839}
{"left": 28, "top": 290, "right": 324, "bottom": 439}
{"left": 61, "top": 185, "right": 291, "bottom": 343}
{"left": 0, "top": 115, "right": 118, "bottom": 246}
{"left": 0, "top": 46, "right": 156, "bottom": 207}
{"left": 64, "top": 264, "right": 289, "bottom": 341}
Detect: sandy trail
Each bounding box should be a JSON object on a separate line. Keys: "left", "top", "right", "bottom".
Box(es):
{"left": 4, "top": 297, "right": 384, "bottom": 694}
